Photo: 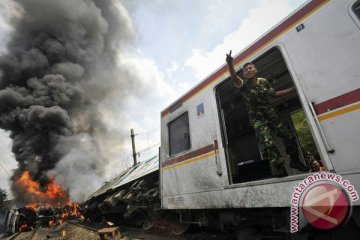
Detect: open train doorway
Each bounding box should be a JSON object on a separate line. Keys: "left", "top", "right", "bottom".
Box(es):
{"left": 216, "top": 47, "right": 321, "bottom": 184}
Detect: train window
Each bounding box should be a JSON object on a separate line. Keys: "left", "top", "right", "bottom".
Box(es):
{"left": 168, "top": 112, "right": 191, "bottom": 156}
{"left": 353, "top": 1, "right": 360, "bottom": 20}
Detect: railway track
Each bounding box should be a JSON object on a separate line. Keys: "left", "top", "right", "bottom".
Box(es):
{"left": 6, "top": 227, "right": 38, "bottom": 240}
{"left": 4, "top": 220, "right": 229, "bottom": 240}
{"left": 66, "top": 220, "right": 102, "bottom": 232}
{"left": 66, "top": 220, "right": 227, "bottom": 240}
{"left": 66, "top": 220, "right": 179, "bottom": 240}
{"left": 26, "top": 228, "right": 38, "bottom": 240}
{"left": 6, "top": 232, "right": 21, "bottom": 240}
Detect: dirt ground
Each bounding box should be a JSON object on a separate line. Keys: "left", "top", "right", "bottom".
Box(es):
{"left": 1, "top": 221, "right": 229, "bottom": 240}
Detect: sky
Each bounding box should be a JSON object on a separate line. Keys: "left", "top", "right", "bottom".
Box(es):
{"left": 0, "top": 0, "right": 307, "bottom": 199}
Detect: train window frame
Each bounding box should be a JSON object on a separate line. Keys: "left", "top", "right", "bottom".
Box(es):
{"left": 215, "top": 46, "right": 323, "bottom": 184}
{"left": 168, "top": 112, "right": 191, "bottom": 156}
{"left": 350, "top": 0, "right": 360, "bottom": 26}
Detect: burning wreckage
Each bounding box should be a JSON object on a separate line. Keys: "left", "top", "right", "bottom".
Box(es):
{"left": 1, "top": 155, "right": 163, "bottom": 236}
{"left": 1, "top": 170, "right": 83, "bottom": 234}
{"left": 1, "top": 202, "right": 81, "bottom": 234}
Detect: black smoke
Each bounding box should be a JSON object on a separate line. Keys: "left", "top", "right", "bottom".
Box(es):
{"left": 0, "top": 0, "right": 137, "bottom": 203}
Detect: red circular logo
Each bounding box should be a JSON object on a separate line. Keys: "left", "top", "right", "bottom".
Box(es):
{"left": 301, "top": 183, "right": 350, "bottom": 230}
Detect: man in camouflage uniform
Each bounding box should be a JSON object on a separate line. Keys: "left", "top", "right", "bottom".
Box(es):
{"left": 225, "top": 50, "right": 309, "bottom": 177}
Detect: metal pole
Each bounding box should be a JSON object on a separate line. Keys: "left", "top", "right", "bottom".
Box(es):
{"left": 131, "top": 129, "right": 137, "bottom": 166}
{"left": 308, "top": 101, "right": 335, "bottom": 153}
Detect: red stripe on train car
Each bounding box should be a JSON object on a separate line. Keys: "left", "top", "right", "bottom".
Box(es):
{"left": 314, "top": 88, "right": 360, "bottom": 115}
{"left": 161, "top": 0, "right": 328, "bottom": 118}
{"left": 161, "top": 143, "right": 218, "bottom": 168}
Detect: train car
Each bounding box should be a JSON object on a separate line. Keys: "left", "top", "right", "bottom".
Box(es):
{"left": 82, "top": 155, "right": 160, "bottom": 224}
{"left": 160, "top": 0, "right": 360, "bottom": 237}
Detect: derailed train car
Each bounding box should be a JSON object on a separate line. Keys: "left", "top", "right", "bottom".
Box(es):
{"left": 85, "top": 0, "right": 360, "bottom": 239}
{"left": 1, "top": 207, "right": 37, "bottom": 234}
{"left": 82, "top": 156, "right": 162, "bottom": 228}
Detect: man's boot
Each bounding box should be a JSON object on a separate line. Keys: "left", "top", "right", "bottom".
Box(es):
{"left": 290, "top": 154, "right": 310, "bottom": 172}
{"left": 272, "top": 164, "right": 288, "bottom": 178}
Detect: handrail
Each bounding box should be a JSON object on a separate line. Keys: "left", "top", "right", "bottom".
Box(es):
{"left": 308, "top": 101, "right": 335, "bottom": 153}
{"left": 214, "top": 139, "right": 222, "bottom": 176}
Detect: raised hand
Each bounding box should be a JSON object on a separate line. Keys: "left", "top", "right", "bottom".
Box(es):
{"left": 226, "top": 50, "right": 233, "bottom": 64}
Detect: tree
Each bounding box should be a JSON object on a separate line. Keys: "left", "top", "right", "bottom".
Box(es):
{"left": 0, "top": 188, "right": 8, "bottom": 210}
{"left": 291, "top": 110, "right": 318, "bottom": 155}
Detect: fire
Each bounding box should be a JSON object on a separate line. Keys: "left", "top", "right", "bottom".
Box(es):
{"left": 15, "top": 171, "right": 67, "bottom": 205}
{"left": 62, "top": 202, "right": 82, "bottom": 218}
{"left": 44, "top": 202, "right": 84, "bottom": 227}
{"left": 14, "top": 171, "right": 85, "bottom": 228}
{"left": 47, "top": 177, "right": 67, "bottom": 199}
{"left": 26, "top": 203, "right": 38, "bottom": 210}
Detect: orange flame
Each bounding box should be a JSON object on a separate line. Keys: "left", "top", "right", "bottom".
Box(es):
{"left": 26, "top": 203, "right": 38, "bottom": 210}
{"left": 15, "top": 171, "right": 84, "bottom": 227}
{"left": 15, "top": 171, "right": 67, "bottom": 205}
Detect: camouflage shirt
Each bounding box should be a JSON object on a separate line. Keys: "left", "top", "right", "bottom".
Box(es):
{"left": 235, "top": 77, "right": 275, "bottom": 109}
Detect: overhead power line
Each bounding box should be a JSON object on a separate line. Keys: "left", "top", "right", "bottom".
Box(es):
{"left": 134, "top": 129, "right": 160, "bottom": 136}
{"left": 0, "top": 163, "right": 10, "bottom": 176}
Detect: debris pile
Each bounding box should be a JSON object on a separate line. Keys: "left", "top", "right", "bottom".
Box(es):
{"left": 2, "top": 202, "right": 83, "bottom": 235}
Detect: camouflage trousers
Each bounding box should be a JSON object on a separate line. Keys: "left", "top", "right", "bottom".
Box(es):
{"left": 249, "top": 106, "right": 298, "bottom": 166}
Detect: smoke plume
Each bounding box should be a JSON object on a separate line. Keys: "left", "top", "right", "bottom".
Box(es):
{"left": 0, "top": 0, "right": 138, "bottom": 203}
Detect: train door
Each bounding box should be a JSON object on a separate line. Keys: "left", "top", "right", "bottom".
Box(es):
{"left": 216, "top": 47, "right": 321, "bottom": 184}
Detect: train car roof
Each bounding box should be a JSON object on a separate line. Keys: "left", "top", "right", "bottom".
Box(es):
{"left": 87, "top": 155, "right": 159, "bottom": 199}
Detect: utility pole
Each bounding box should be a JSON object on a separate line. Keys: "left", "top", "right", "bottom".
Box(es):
{"left": 130, "top": 129, "right": 137, "bottom": 166}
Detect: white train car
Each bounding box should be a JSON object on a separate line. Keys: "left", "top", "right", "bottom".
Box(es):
{"left": 160, "top": 0, "right": 360, "bottom": 236}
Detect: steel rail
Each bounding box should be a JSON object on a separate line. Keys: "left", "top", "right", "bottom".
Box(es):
{"left": 66, "top": 220, "right": 101, "bottom": 232}
{"left": 6, "top": 231, "right": 21, "bottom": 240}
{"left": 26, "top": 228, "right": 38, "bottom": 240}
